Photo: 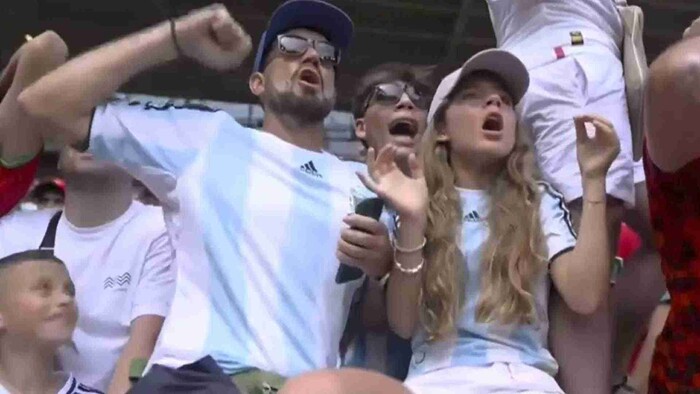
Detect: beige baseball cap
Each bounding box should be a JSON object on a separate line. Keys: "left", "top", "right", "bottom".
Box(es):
{"left": 427, "top": 49, "right": 530, "bottom": 122}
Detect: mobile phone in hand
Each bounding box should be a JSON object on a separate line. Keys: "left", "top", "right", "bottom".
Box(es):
{"left": 336, "top": 197, "right": 384, "bottom": 284}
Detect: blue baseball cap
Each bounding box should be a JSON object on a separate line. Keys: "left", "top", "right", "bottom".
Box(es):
{"left": 252, "top": 0, "right": 354, "bottom": 73}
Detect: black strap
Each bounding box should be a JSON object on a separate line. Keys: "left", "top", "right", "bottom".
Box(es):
{"left": 39, "top": 211, "right": 63, "bottom": 252}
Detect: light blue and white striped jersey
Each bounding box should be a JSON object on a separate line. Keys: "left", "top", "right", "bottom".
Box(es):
{"left": 88, "top": 99, "right": 365, "bottom": 377}
{"left": 339, "top": 161, "right": 413, "bottom": 379}
{"left": 408, "top": 183, "right": 576, "bottom": 378}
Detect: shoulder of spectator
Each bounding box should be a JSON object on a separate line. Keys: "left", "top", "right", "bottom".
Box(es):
{"left": 1, "top": 207, "right": 58, "bottom": 226}
{"left": 129, "top": 202, "right": 168, "bottom": 234}
{"left": 536, "top": 181, "right": 569, "bottom": 213}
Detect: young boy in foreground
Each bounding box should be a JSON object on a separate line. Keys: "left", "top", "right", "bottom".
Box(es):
{"left": 0, "top": 250, "right": 100, "bottom": 394}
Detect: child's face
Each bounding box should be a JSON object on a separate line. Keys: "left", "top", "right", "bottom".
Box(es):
{"left": 357, "top": 81, "right": 429, "bottom": 159}
{"left": 440, "top": 74, "right": 517, "bottom": 166}
{"left": 0, "top": 260, "right": 77, "bottom": 346}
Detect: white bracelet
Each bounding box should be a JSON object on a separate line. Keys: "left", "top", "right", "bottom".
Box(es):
{"left": 392, "top": 237, "right": 427, "bottom": 253}
{"left": 393, "top": 253, "right": 425, "bottom": 275}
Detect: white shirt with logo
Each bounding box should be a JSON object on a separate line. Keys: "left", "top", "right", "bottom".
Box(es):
{"left": 408, "top": 183, "right": 577, "bottom": 378}
{"left": 486, "top": 0, "right": 624, "bottom": 69}
{"left": 0, "top": 201, "right": 175, "bottom": 390}
{"left": 86, "top": 99, "right": 365, "bottom": 377}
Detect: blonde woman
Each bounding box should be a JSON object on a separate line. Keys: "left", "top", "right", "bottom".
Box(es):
{"left": 281, "top": 49, "right": 620, "bottom": 394}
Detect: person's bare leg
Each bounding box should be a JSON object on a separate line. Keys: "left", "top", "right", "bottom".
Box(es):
{"left": 626, "top": 303, "right": 670, "bottom": 393}
{"left": 280, "top": 368, "right": 411, "bottom": 394}
{"left": 611, "top": 182, "right": 666, "bottom": 384}
{"left": 550, "top": 198, "right": 623, "bottom": 394}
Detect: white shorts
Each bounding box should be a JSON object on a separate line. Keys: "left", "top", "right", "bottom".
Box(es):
{"left": 518, "top": 46, "right": 635, "bottom": 206}
{"left": 404, "top": 363, "right": 563, "bottom": 394}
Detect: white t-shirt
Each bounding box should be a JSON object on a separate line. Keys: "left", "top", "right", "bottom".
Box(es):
{"left": 486, "top": 0, "right": 624, "bottom": 69}
{"left": 408, "top": 183, "right": 577, "bottom": 378}
{"left": 87, "top": 99, "right": 365, "bottom": 377}
{"left": 0, "top": 373, "right": 102, "bottom": 394}
{"left": 0, "top": 201, "right": 175, "bottom": 391}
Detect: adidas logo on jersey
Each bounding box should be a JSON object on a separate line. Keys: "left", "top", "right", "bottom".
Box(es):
{"left": 300, "top": 160, "right": 322, "bottom": 178}
{"left": 464, "top": 210, "right": 482, "bottom": 222}
{"left": 104, "top": 272, "right": 132, "bottom": 289}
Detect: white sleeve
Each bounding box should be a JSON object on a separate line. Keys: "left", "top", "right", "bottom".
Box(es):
{"left": 130, "top": 231, "right": 176, "bottom": 321}
{"left": 538, "top": 182, "right": 577, "bottom": 263}
{"left": 88, "top": 98, "right": 232, "bottom": 196}
{"left": 0, "top": 212, "right": 21, "bottom": 257}
{"left": 0, "top": 210, "right": 52, "bottom": 258}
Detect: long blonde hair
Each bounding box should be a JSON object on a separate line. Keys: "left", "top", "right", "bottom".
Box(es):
{"left": 419, "top": 77, "right": 547, "bottom": 341}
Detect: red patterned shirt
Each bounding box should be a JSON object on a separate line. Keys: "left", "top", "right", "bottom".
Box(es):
{"left": 645, "top": 146, "right": 700, "bottom": 393}
{"left": 0, "top": 155, "right": 39, "bottom": 217}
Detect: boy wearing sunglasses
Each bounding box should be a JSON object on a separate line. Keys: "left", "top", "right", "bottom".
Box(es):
{"left": 338, "top": 63, "right": 435, "bottom": 379}
{"left": 338, "top": 64, "right": 435, "bottom": 280}
{"left": 351, "top": 63, "right": 434, "bottom": 169}
{"left": 20, "top": 0, "right": 389, "bottom": 391}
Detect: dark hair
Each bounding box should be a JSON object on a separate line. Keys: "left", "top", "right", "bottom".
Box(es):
{"left": 0, "top": 250, "right": 64, "bottom": 270}
{"left": 30, "top": 183, "right": 65, "bottom": 204}
{"left": 351, "top": 63, "right": 438, "bottom": 119}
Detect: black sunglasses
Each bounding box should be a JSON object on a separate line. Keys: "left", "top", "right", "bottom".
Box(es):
{"left": 276, "top": 34, "right": 341, "bottom": 66}
{"left": 363, "top": 82, "right": 431, "bottom": 114}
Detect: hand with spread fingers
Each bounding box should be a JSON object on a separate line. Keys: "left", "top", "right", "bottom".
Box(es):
{"left": 574, "top": 115, "right": 621, "bottom": 182}
{"left": 174, "top": 4, "right": 253, "bottom": 71}
{"left": 357, "top": 145, "right": 429, "bottom": 223}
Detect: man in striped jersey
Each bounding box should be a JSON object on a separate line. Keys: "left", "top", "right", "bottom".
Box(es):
{"left": 20, "top": 0, "right": 389, "bottom": 391}
{"left": 0, "top": 250, "right": 101, "bottom": 394}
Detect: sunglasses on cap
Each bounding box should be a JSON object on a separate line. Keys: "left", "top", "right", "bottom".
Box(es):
{"left": 276, "top": 34, "right": 341, "bottom": 66}
{"left": 363, "top": 82, "right": 432, "bottom": 114}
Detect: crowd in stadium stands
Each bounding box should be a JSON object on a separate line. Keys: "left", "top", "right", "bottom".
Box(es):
{"left": 0, "top": 0, "right": 699, "bottom": 393}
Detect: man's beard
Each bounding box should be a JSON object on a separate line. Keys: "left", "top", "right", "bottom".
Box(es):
{"left": 267, "top": 88, "right": 335, "bottom": 127}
